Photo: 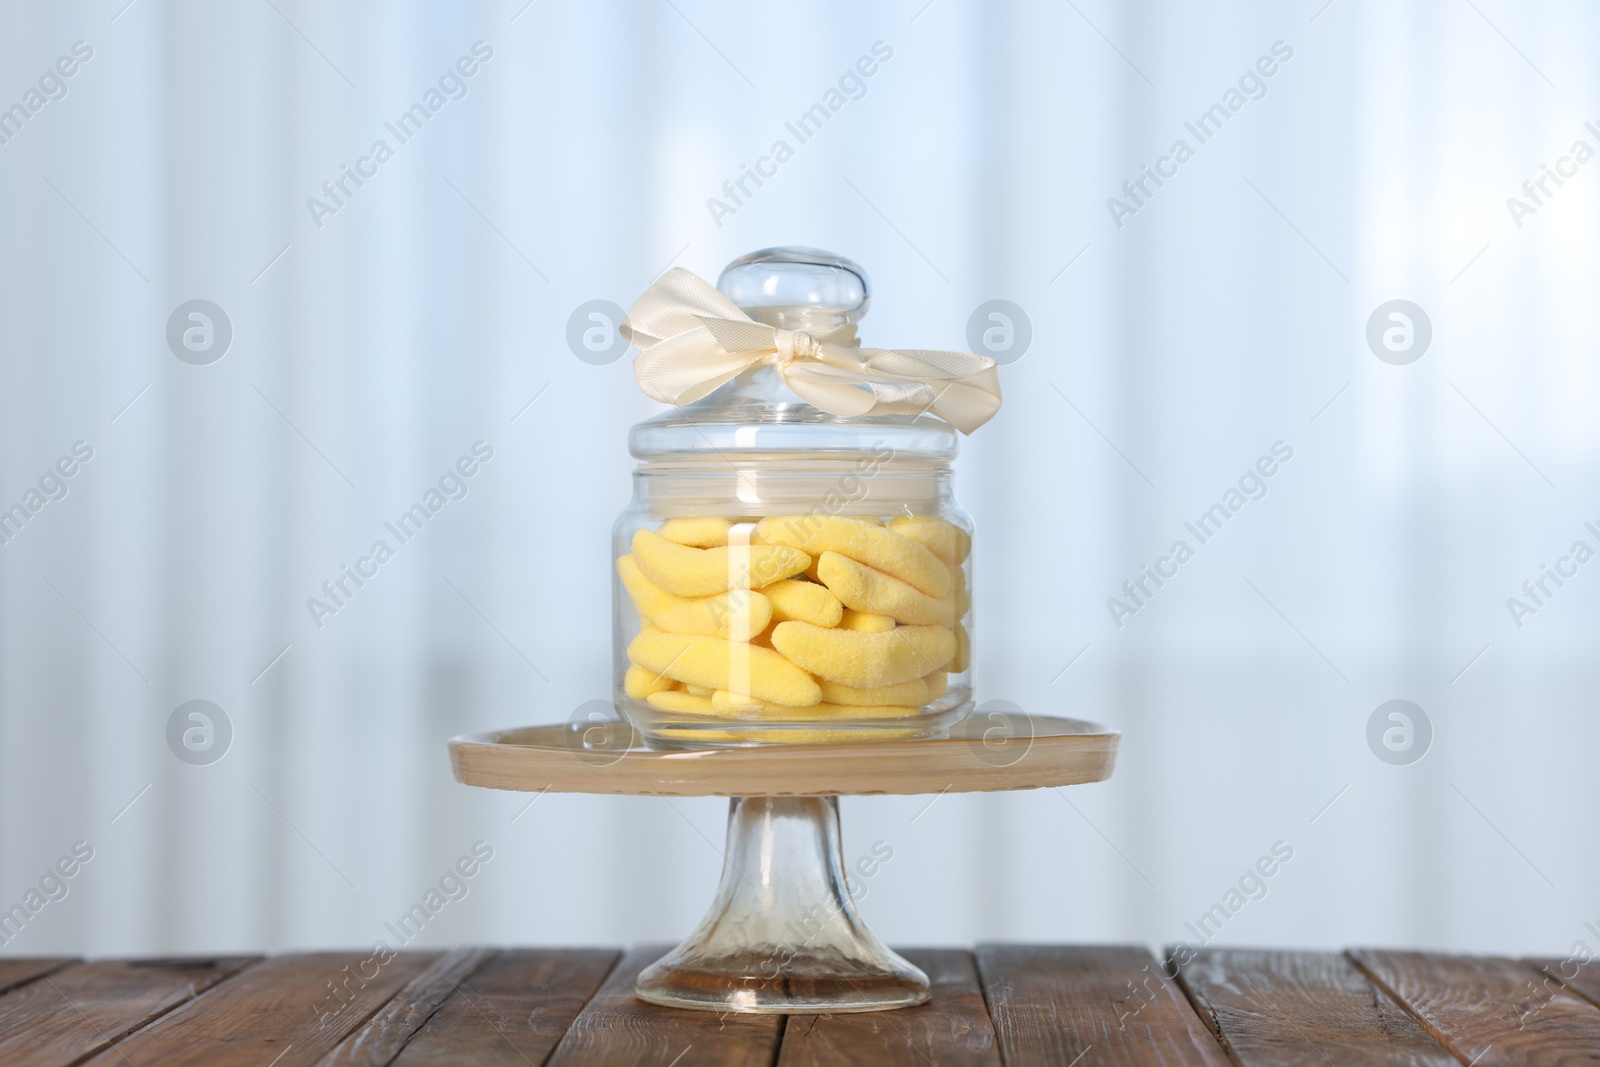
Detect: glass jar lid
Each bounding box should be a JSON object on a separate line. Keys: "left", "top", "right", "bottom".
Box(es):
{"left": 629, "top": 247, "right": 959, "bottom": 462}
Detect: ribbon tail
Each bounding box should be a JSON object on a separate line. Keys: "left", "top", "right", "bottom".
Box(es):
{"left": 812, "top": 345, "right": 1003, "bottom": 433}
{"left": 779, "top": 364, "right": 879, "bottom": 418}
{"left": 924, "top": 366, "right": 1002, "bottom": 434}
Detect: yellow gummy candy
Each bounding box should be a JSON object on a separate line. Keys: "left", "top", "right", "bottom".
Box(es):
{"left": 709, "top": 690, "right": 763, "bottom": 712}
{"left": 770, "top": 622, "right": 956, "bottom": 689}
{"left": 757, "top": 516, "right": 950, "bottom": 599}
{"left": 888, "top": 515, "right": 971, "bottom": 565}
{"left": 923, "top": 671, "right": 949, "bottom": 700}
{"left": 637, "top": 691, "right": 757, "bottom": 722}
{"left": 684, "top": 684, "right": 713, "bottom": 697}
{"left": 617, "top": 555, "right": 772, "bottom": 641}
{"left": 646, "top": 690, "right": 715, "bottom": 714}
{"left": 657, "top": 517, "right": 732, "bottom": 547}
{"left": 632, "top": 529, "right": 809, "bottom": 597}
{"left": 654, "top": 725, "right": 922, "bottom": 743}
{"left": 885, "top": 518, "right": 970, "bottom": 616}
{"left": 624, "top": 664, "right": 677, "bottom": 699}
{"left": 839, "top": 608, "right": 896, "bottom": 633}
{"left": 711, "top": 690, "right": 920, "bottom": 719}
{"left": 817, "top": 676, "right": 929, "bottom": 707}
{"left": 763, "top": 579, "right": 844, "bottom": 628}
{"left": 816, "top": 551, "right": 954, "bottom": 627}
{"left": 951, "top": 623, "right": 970, "bottom": 673}
{"left": 628, "top": 631, "right": 822, "bottom": 707}
{"left": 773, "top": 727, "right": 923, "bottom": 740}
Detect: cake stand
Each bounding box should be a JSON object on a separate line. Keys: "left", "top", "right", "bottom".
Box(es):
{"left": 449, "top": 709, "right": 1118, "bottom": 1014}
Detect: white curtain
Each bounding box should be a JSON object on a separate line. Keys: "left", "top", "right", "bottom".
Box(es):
{"left": 2, "top": 0, "right": 1596, "bottom": 959}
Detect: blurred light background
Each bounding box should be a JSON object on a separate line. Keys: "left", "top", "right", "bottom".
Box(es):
{"left": 2, "top": 0, "right": 1598, "bottom": 961}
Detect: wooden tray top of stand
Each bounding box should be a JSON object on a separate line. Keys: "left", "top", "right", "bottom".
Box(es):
{"left": 449, "top": 714, "right": 1117, "bottom": 796}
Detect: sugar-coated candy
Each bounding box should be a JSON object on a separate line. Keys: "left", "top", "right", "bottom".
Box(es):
{"left": 624, "top": 664, "right": 676, "bottom": 699}
{"left": 658, "top": 517, "right": 733, "bottom": 547}
{"left": 710, "top": 690, "right": 762, "bottom": 711}
{"left": 632, "top": 528, "right": 809, "bottom": 597}
{"left": 628, "top": 630, "right": 822, "bottom": 706}
{"left": 816, "top": 676, "right": 929, "bottom": 707}
{"left": 770, "top": 621, "right": 956, "bottom": 689}
{"left": 816, "top": 551, "right": 954, "bottom": 627}
{"left": 654, "top": 724, "right": 922, "bottom": 743}
{"left": 617, "top": 555, "right": 772, "bottom": 640}
{"left": 888, "top": 515, "right": 970, "bottom": 565}
{"left": 757, "top": 516, "right": 950, "bottom": 598}
{"left": 623, "top": 510, "right": 973, "bottom": 728}
{"left": 839, "top": 608, "right": 896, "bottom": 632}
{"left": 710, "top": 690, "right": 919, "bottom": 719}
{"left": 646, "top": 690, "right": 715, "bottom": 714}
{"left": 762, "top": 578, "right": 844, "bottom": 628}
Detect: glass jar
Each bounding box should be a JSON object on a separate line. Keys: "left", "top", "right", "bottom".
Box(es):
{"left": 612, "top": 248, "right": 976, "bottom": 747}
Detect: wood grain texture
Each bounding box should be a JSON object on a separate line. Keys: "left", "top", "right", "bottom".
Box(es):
{"left": 545, "top": 945, "right": 782, "bottom": 1067}
{"left": 976, "top": 944, "right": 1230, "bottom": 1066}
{"left": 1176, "top": 948, "right": 1456, "bottom": 1066}
{"left": 391, "top": 949, "right": 620, "bottom": 1066}
{"left": 1527, "top": 954, "right": 1600, "bottom": 1015}
{"left": 316, "top": 947, "right": 499, "bottom": 1066}
{"left": 0, "top": 956, "right": 256, "bottom": 1067}
{"left": 0, "top": 958, "right": 76, "bottom": 996}
{"left": 19, "top": 946, "right": 1600, "bottom": 1065}
{"left": 450, "top": 716, "right": 1119, "bottom": 797}
{"left": 79, "top": 951, "right": 438, "bottom": 1067}
{"left": 1352, "top": 948, "right": 1600, "bottom": 1066}
{"left": 778, "top": 948, "right": 999, "bottom": 1067}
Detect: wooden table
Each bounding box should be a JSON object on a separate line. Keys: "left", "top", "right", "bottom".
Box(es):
{"left": 3, "top": 945, "right": 1598, "bottom": 1064}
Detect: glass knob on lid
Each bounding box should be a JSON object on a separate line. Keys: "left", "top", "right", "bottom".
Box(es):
{"left": 717, "top": 247, "right": 870, "bottom": 336}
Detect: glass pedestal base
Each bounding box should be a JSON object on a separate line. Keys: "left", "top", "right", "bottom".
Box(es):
{"left": 634, "top": 796, "right": 930, "bottom": 1014}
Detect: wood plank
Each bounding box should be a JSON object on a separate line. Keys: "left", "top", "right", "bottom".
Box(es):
{"left": 778, "top": 948, "right": 999, "bottom": 1067}
{"left": 0, "top": 956, "right": 256, "bottom": 1067}
{"left": 79, "top": 951, "right": 438, "bottom": 1067}
{"left": 1352, "top": 948, "right": 1600, "bottom": 1065}
{"left": 0, "top": 958, "right": 76, "bottom": 996}
{"left": 1176, "top": 948, "right": 1456, "bottom": 1066}
{"left": 316, "top": 947, "right": 499, "bottom": 1066}
{"left": 1526, "top": 954, "right": 1600, "bottom": 1015}
{"left": 545, "top": 945, "right": 782, "bottom": 1067}
{"left": 975, "top": 944, "right": 1230, "bottom": 1066}
{"left": 391, "top": 948, "right": 620, "bottom": 1066}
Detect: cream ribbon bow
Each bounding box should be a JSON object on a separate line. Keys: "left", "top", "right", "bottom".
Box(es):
{"left": 621, "top": 268, "right": 1003, "bottom": 434}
